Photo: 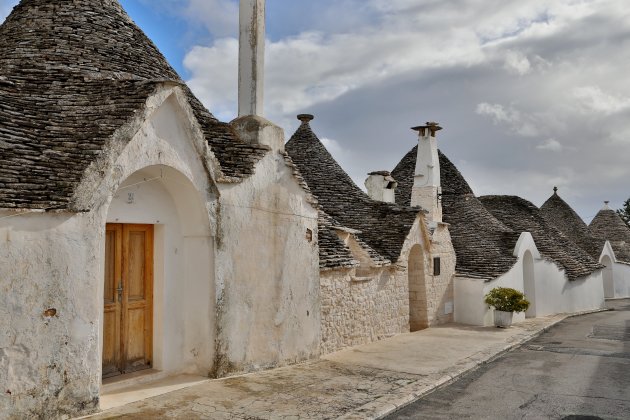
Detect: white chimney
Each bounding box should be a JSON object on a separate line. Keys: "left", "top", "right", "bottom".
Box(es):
{"left": 365, "top": 171, "right": 397, "bottom": 203}
{"left": 238, "top": 0, "right": 265, "bottom": 117}
{"left": 411, "top": 122, "right": 443, "bottom": 223}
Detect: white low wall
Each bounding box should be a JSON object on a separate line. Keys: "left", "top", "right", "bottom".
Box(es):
{"left": 600, "top": 242, "right": 630, "bottom": 298}
{"left": 455, "top": 232, "right": 605, "bottom": 326}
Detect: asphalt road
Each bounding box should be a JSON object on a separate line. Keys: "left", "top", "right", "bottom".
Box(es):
{"left": 386, "top": 300, "right": 630, "bottom": 420}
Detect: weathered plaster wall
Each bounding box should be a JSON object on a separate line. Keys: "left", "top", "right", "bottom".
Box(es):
{"left": 0, "top": 211, "right": 103, "bottom": 418}
{"left": 0, "top": 87, "right": 218, "bottom": 418}
{"left": 212, "top": 119, "right": 320, "bottom": 376}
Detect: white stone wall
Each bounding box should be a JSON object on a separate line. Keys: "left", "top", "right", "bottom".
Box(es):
{"left": 320, "top": 267, "right": 408, "bottom": 354}
{"left": 212, "top": 117, "right": 320, "bottom": 377}
{"left": 0, "top": 87, "right": 218, "bottom": 418}
{"left": 0, "top": 88, "right": 321, "bottom": 417}
{"left": 455, "top": 232, "right": 605, "bottom": 326}
{"left": 600, "top": 242, "right": 630, "bottom": 298}
{"left": 421, "top": 223, "right": 456, "bottom": 326}
{"left": 319, "top": 217, "right": 456, "bottom": 354}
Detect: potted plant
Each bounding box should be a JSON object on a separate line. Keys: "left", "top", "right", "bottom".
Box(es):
{"left": 484, "top": 287, "right": 530, "bottom": 328}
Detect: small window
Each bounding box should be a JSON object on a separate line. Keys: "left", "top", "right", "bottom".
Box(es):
{"left": 305, "top": 228, "right": 313, "bottom": 243}
{"left": 433, "top": 257, "right": 441, "bottom": 276}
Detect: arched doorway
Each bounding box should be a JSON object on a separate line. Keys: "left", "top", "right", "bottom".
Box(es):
{"left": 408, "top": 245, "right": 428, "bottom": 331}
{"left": 523, "top": 251, "right": 536, "bottom": 318}
{"left": 601, "top": 255, "right": 614, "bottom": 298}
{"left": 101, "top": 165, "right": 215, "bottom": 380}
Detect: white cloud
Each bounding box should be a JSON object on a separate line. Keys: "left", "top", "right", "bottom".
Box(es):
{"left": 536, "top": 138, "right": 563, "bottom": 152}
{"left": 475, "top": 103, "right": 539, "bottom": 137}
{"left": 573, "top": 86, "right": 630, "bottom": 115}
{"left": 504, "top": 50, "right": 531, "bottom": 75}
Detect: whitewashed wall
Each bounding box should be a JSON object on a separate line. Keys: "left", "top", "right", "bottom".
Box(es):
{"left": 0, "top": 87, "right": 217, "bottom": 418}
{"left": 0, "top": 88, "right": 321, "bottom": 418}
{"left": 212, "top": 117, "right": 320, "bottom": 377}
{"left": 600, "top": 242, "right": 630, "bottom": 298}
{"left": 455, "top": 232, "right": 604, "bottom": 326}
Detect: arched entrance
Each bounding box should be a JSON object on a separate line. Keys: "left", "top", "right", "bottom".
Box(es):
{"left": 601, "top": 255, "right": 614, "bottom": 298}
{"left": 100, "top": 165, "right": 215, "bottom": 380}
{"left": 523, "top": 251, "right": 536, "bottom": 318}
{"left": 408, "top": 245, "right": 428, "bottom": 331}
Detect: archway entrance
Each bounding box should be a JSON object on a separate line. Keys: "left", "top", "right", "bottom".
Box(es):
{"left": 101, "top": 165, "right": 215, "bottom": 382}
{"left": 601, "top": 255, "right": 614, "bottom": 298}
{"left": 408, "top": 245, "right": 428, "bottom": 331}
{"left": 523, "top": 251, "right": 536, "bottom": 318}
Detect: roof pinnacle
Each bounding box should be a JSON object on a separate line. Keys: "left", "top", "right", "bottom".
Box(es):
{"left": 297, "top": 114, "right": 314, "bottom": 124}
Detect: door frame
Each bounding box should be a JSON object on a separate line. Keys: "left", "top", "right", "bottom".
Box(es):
{"left": 103, "top": 223, "right": 154, "bottom": 379}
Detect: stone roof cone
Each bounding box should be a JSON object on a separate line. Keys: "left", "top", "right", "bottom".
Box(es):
{"left": 590, "top": 202, "right": 630, "bottom": 243}
{"left": 0, "top": 0, "right": 270, "bottom": 210}
{"left": 540, "top": 187, "right": 604, "bottom": 260}
{"left": 285, "top": 115, "right": 421, "bottom": 264}
{"left": 0, "top": 0, "right": 180, "bottom": 82}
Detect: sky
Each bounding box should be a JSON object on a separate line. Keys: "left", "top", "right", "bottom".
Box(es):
{"left": 2, "top": 0, "right": 629, "bottom": 222}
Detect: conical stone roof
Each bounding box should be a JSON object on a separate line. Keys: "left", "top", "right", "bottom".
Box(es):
{"left": 0, "top": 0, "right": 267, "bottom": 210}
{"left": 540, "top": 190, "right": 605, "bottom": 260}
{"left": 392, "top": 146, "right": 519, "bottom": 280}
{"left": 481, "top": 195, "right": 603, "bottom": 280}
{"left": 286, "top": 118, "right": 420, "bottom": 265}
{"left": 589, "top": 205, "right": 630, "bottom": 264}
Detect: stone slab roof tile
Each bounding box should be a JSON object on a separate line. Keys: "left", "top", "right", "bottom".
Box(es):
{"left": 589, "top": 208, "right": 630, "bottom": 264}
{"left": 0, "top": 0, "right": 267, "bottom": 210}
{"left": 480, "top": 195, "right": 603, "bottom": 280}
{"left": 286, "top": 120, "right": 419, "bottom": 267}
{"left": 393, "top": 146, "right": 517, "bottom": 280}
{"left": 540, "top": 191, "right": 606, "bottom": 260}
{"left": 318, "top": 212, "right": 359, "bottom": 270}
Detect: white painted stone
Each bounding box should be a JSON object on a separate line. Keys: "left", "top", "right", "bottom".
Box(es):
{"left": 599, "top": 240, "right": 630, "bottom": 298}
{"left": 455, "top": 232, "right": 605, "bottom": 326}
{"left": 365, "top": 173, "right": 397, "bottom": 203}
{"left": 411, "top": 127, "right": 442, "bottom": 223}
{"left": 238, "top": 0, "right": 265, "bottom": 117}
{"left": 0, "top": 85, "right": 320, "bottom": 417}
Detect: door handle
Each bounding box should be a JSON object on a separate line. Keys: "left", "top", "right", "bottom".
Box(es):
{"left": 116, "top": 281, "right": 123, "bottom": 303}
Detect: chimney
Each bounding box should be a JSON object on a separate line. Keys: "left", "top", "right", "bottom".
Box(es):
{"left": 238, "top": 0, "right": 265, "bottom": 117}
{"left": 365, "top": 171, "right": 398, "bottom": 203}
{"left": 411, "top": 122, "right": 443, "bottom": 223}
{"left": 232, "top": 0, "right": 284, "bottom": 151}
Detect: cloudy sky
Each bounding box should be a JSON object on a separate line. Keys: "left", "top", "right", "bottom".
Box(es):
{"left": 2, "top": 0, "right": 629, "bottom": 222}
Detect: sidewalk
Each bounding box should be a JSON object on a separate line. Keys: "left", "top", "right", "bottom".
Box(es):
{"left": 86, "top": 312, "right": 602, "bottom": 420}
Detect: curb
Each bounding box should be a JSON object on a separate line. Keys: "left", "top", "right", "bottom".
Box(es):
{"left": 340, "top": 308, "right": 610, "bottom": 419}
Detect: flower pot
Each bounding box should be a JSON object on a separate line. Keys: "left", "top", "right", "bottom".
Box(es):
{"left": 494, "top": 310, "right": 514, "bottom": 328}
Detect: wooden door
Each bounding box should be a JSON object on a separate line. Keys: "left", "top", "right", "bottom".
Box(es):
{"left": 103, "top": 224, "right": 154, "bottom": 378}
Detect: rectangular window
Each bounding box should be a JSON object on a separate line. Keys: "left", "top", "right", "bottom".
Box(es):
{"left": 433, "top": 257, "right": 441, "bottom": 276}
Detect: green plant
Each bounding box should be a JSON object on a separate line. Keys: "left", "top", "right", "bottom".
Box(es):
{"left": 484, "top": 287, "right": 530, "bottom": 313}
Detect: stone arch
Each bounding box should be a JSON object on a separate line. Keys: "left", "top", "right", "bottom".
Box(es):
{"left": 523, "top": 250, "right": 536, "bottom": 318}
{"left": 408, "top": 244, "right": 428, "bottom": 331}
{"left": 601, "top": 255, "right": 614, "bottom": 298}
{"left": 99, "top": 164, "right": 215, "bottom": 382}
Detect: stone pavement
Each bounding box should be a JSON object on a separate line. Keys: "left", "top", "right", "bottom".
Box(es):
{"left": 86, "top": 311, "right": 606, "bottom": 420}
